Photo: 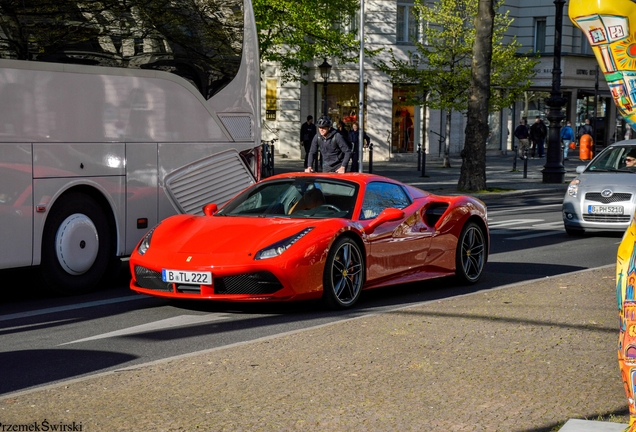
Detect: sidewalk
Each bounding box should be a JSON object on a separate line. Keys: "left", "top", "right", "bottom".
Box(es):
{"left": 0, "top": 267, "right": 628, "bottom": 431}
{"left": 272, "top": 151, "right": 581, "bottom": 198}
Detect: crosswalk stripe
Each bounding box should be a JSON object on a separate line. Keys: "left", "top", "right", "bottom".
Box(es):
{"left": 488, "top": 219, "right": 543, "bottom": 228}
{"left": 507, "top": 231, "right": 565, "bottom": 240}
{"left": 59, "top": 314, "right": 230, "bottom": 345}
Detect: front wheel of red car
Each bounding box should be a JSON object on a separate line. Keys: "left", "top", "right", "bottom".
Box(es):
{"left": 455, "top": 221, "right": 486, "bottom": 284}
{"left": 322, "top": 237, "right": 364, "bottom": 309}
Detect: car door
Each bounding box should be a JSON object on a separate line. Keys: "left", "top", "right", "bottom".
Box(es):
{"left": 361, "top": 181, "right": 432, "bottom": 282}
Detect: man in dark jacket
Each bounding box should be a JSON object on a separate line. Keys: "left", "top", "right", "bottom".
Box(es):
{"left": 305, "top": 116, "right": 351, "bottom": 173}
{"left": 300, "top": 115, "right": 317, "bottom": 169}
{"left": 529, "top": 116, "right": 547, "bottom": 158}
{"left": 578, "top": 118, "right": 594, "bottom": 139}
{"left": 513, "top": 119, "right": 530, "bottom": 158}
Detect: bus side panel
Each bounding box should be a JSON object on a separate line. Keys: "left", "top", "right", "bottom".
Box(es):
{"left": 0, "top": 144, "right": 33, "bottom": 268}
{"left": 33, "top": 143, "right": 125, "bottom": 177}
{"left": 32, "top": 176, "right": 126, "bottom": 266}
{"left": 125, "top": 143, "right": 159, "bottom": 254}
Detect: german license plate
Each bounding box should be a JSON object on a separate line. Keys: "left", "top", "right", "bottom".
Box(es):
{"left": 162, "top": 269, "right": 212, "bottom": 285}
{"left": 587, "top": 205, "right": 624, "bottom": 215}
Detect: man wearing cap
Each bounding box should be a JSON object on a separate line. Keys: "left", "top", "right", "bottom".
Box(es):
{"left": 305, "top": 116, "right": 351, "bottom": 173}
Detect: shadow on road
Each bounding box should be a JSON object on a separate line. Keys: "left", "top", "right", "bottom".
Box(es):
{"left": 0, "top": 349, "right": 137, "bottom": 395}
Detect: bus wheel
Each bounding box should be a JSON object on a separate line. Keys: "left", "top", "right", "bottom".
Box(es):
{"left": 41, "top": 192, "right": 112, "bottom": 295}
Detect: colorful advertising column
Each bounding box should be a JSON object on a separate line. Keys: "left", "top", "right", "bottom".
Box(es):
{"left": 570, "top": 1, "right": 636, "bottom": 429}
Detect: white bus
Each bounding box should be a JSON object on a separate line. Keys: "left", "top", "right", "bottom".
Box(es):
{"left": 0, "top": 0, "right": 261, "bottom": 295}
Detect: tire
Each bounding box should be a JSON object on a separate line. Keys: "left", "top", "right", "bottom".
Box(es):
{"left": 322, "top": 236, "right": 364, "bottom": 309}
{"left": 455, "top": 221, "right": 486, "bottom": 284}
{"left": 40, "top": 192, "right": 113, "bottom": 295}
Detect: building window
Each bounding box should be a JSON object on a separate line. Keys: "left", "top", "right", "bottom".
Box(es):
{"left": 339, "top": 11, "right": 359, "bottom": 40}
{"left": 580, "top": 34, "right": 592, "bottom": 55}
{"left": 315, "top": 83, "right": 367, "bottom": 128}
{"left": 534, "top": 18, "right": 546, "bottom": 53}
{"left": 397, "top": 4, "right": 419, "bottom": 43}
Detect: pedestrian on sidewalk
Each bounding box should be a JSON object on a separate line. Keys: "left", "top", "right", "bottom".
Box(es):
{"left": 560, "top": 120, "right": 575, "bottom": 161}
{"left": 300, "top": 115, "right": 317, "bottom": 169}
{"left": 514, "top": 119, "right": 530, "bottom": 159}
{"left": 349, "top": 122, "right": 370, "bottom": 172}
{"left": 529, "top": 116, "right": 547, "bottom": 158}
{"left": 578, "top": 118, "right": 594, "bottom": 141}
{"left": 305, "top": 116, "right": 351, "bottom": 173}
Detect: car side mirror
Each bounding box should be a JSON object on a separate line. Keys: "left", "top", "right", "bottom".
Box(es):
{"left": 202, "top": 203, "right": 218, "bottom": 216}
{"left": 364, "top": 208, "right": 405, "bottom": 234}
{"left": 576, "top": 165, "right": 586, "bottom": 174}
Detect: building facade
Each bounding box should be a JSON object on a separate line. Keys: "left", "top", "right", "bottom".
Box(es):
{"left": 261, "top": 0, "right": 614, "bottom": 162}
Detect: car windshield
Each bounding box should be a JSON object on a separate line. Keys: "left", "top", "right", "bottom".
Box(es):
{"left": 217, "top": 177, "right": 359, "bottom": 219}
{"left": 585, "top": 145, "right": 636, "bottom": 172}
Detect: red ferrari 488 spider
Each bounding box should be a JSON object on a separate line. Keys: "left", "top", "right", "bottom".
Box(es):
{"left": 130, "top": 173, "right": 488, "bottom": 309}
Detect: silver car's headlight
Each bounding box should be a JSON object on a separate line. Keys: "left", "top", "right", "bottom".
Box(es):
{"left": 567, "top": 179, "right": 580, "bottom": 197}
{"left": 255, "top": 227, "right": 314, "bottom": 260}
{"left": 137, "top": 226, "right": 157, "bottom": 255}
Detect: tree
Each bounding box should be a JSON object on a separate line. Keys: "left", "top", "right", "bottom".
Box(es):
{"left": 458, "top": 0, "right": 494, "bottom": 191}
{"left": 253, "top": 0, "right": 361, "bottom": 84}
{"left": 375, "top": 0, "right": 537, "bottom": 169}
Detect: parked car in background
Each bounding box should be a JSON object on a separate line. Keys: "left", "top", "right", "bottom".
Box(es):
{"left": 563, "top": 141, "right": 636, "bottom": 235}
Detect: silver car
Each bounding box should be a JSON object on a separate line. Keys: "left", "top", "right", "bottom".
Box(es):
{"left": 563, "top": 142, "right": 636, "bottom": 235}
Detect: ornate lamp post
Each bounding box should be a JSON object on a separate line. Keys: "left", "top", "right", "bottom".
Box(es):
{"left": 542, "top": 0, "right": 567, "bottom": 184}
{"left": 319, "top": 58, "right": 332, "bottom": 117}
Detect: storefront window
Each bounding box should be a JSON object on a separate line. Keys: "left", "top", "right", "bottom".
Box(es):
{"left": 316, "top": 83, "right": 366, "bottom": 129}
{"left": 392, "top": 86, "right": 415, "bottom": 153}
{"left": 576, "top": 92, "right": 608, "bottom": 146}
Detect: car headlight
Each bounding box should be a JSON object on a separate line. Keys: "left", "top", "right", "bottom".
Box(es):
{"left": 567, "top": 179, "right": 580, "bottom": 197}
{"left": 255, "top": 227, "right": 314, "bottom": 260}
{"left": 137, "top": 226, "right": 157, "bottom": 255}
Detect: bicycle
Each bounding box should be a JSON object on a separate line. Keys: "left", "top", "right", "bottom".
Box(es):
{"left": 261, "top": 138, "right": 277, "bottom": 178}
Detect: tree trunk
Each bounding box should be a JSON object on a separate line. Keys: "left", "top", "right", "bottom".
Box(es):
{"left": 458, "top": 0, "right": 495, "bottom": 191}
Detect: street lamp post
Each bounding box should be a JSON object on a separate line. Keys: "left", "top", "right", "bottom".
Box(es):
{"left": 542, "top": 0, "right": 567, "bottom": 184}
{"left": 319, "top": 58, "right": 332, "bottom": 117}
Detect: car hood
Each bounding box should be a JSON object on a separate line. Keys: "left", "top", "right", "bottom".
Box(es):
{"left": 152, "top": 215, "right": 335, "bottom": 256}
{"left": 576, "top": 172, "right": 636, "bottom": 192}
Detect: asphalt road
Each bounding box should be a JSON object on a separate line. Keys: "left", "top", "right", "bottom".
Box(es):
{"left": 0, "top": 190, "right": 622, "bottom": 396}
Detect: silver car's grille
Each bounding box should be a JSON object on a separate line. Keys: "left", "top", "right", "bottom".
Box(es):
{"left": 582, "top": 214, "right": 631, "bottom": 223}
{"left": 585, "top": 192, "right": 632, "bottom": 204}
{"left": 164, "top": 150, "right": 255, "bottom": 215}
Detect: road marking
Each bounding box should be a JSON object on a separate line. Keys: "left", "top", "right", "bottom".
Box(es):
{"left": 507, "top": 231, "right": 565, "bottom": 240}
{"left": 533, "top": 221, "right": 564, "bottom": 229}
{"left": 59, "top": 314, "right": 230, "bottom": 345}
{"left": 0, "top": 295, "right": 149, "bottom": 323}
{"left": 488, "top": 219, "right": 543, "bottom": 228}
{"left": 487, "top": 203, "right": 561, "bottom": 216}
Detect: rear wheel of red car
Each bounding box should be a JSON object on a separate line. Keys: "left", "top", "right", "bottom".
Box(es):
{"left": 322, "top": 237, "right": 364, "bottom": 309}
{"left": 455, "top": 221, "right": 486, "bottom": 284}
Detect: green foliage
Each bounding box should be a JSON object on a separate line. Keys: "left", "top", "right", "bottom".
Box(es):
{"left": 253, "top": 0, "right": 362, "bottom": 83}
{"left": 375, "top": 0, "right": 537, "bottom": 114}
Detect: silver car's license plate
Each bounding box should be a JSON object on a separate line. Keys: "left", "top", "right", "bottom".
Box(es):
{"left": 587, "top": 205, "right": 624, "bottom": 215}
{"left": 162, "top": 269, "right": 212, "bottom": 285}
